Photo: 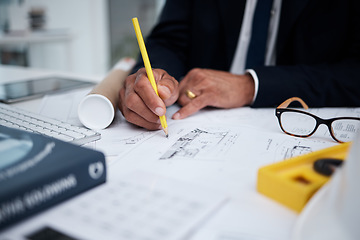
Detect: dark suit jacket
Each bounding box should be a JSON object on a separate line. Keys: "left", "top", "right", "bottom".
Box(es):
{"left": 133, "top": 0, "right": 360, "bottom": 107}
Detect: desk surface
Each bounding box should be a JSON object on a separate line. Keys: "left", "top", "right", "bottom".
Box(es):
{"left": 0, "top": 65, "right": 356, "bottom": 240}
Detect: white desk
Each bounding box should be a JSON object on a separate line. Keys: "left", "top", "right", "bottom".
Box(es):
{"left": 0, "top": 65, "right": 355, "bottom": 240}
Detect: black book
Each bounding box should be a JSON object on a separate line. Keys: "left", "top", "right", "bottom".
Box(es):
{"left": 0, "top": 125, "right": 106, "bottom": 230}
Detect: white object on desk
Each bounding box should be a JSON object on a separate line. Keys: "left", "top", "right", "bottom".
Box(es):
{"left": 78, "top": 94, "right": 114, "bottom": 130}
{"left": 292, "top": 131, "right": 360, "bottom": 240}
{"left": 77, "top": 57, "right": 135, "bottom": 130}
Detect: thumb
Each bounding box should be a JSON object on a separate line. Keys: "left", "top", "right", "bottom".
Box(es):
{"left": 153, "top": 69, "right": 179, "bottom": 106}
{"left": 158, "top": 84, "right": 179, "bottom": 106}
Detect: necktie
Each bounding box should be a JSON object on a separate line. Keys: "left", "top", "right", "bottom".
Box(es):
{"left": 245, "top": 0, "right": 274, "bottom": 69}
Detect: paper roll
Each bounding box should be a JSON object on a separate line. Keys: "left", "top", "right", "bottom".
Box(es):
{"left": 78, "top": 58, "right": 135, "bottom": 130}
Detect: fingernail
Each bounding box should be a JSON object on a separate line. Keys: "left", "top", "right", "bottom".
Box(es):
{"left": 155, "top": 107, "right": 165, "bottom": 116}
{"left": 172, "top": 113, "right": 180, "bottom": 120}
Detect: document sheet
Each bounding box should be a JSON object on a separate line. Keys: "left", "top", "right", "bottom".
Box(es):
{"left": 2, "top": 171, "right": 227, "bottom": 240}
{"left": 4, "top": 90, "right": 359, "bottom": 240}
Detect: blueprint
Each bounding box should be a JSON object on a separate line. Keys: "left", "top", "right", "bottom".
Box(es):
{"left": 160, "top": 128, "right": 238, "bottom": 160}
{"left": 33, "top": 91, "right": 356, "bottom": 240}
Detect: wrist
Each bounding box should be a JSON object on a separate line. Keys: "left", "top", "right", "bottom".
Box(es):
{"left": 242, "top": 73, "right": 255, "bottom": 106}
{"left": 245, "top": 69, "right": 259, "bottom": 105}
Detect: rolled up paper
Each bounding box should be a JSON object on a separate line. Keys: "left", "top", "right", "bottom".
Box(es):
{"left": 78, "top": 58, "right": 135, "bottom": 130}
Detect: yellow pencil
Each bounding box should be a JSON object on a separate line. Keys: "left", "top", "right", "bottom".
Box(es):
{"left": 132, "top": 17, "right": 168, "bottom": 137}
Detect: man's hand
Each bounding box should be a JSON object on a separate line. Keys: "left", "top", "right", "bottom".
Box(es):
{"left": 172, "top": 68, "right": 255, "bottom": 120}
{"left": 119, "top": 68, "right": 179, "bottom": 130}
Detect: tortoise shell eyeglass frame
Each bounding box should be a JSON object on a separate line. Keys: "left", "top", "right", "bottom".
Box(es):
{"left": 275, "top": 97, "right": 360, "bottom": 143}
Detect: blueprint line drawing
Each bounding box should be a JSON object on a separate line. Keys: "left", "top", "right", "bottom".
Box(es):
{"left": 281, "top": 144, "right": 312, "bottom": 160}
{"left": 111, "top": 132, "right": 151, "bottom": 145}
{"left": 268, "top": 138, "right": 332, "bottom": 161}
{"left": 160, "top": 128, "right": 238, "bottom": 160}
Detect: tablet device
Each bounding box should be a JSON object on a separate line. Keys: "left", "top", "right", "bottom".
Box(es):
{"left": 0, "top": 76, "right": 95, "bottom": 103}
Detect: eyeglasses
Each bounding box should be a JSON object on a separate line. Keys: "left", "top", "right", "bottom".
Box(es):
{"left": 275, "top": 97, "right": 360, "bottom": 143}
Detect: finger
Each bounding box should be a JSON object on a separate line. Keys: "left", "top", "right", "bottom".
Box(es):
{"left": 154, "top": 69, "right": 179, "bottom": 106}
{"left": 172, "top": 94, "right": 208, "bottom": 119}
{"left": 179, "top": 68, "right": 207, "bottom": 91}
{"left": 178, "top": 72, "right": 206, "bottom": 106}
{"left": 177, "top": 88, "right": 202, "bottom": 106}
{"left": 158, "top": 82, "right": 179, "bottom": 106}
{"left": 125, "top": 90, "right": 161, "bottom": 123}
{"left": 178, "top": 84, "right": 201, "bottom": 106}
{"left": 133, "top": 70, "right": 167, "bottom": 116}
{"left": 120, "top": 73, "right": 160, "bottom": 126}
{"left": 122, "top": 107, "right": 161, "bottom": 130}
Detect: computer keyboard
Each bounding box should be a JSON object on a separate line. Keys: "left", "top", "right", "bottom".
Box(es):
{"left": 0, "top": 102, "right": 100, "bottom": 145}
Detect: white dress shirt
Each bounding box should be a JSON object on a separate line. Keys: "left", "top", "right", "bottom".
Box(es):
{"left": 230, "top": 0, "right": 282, "bottom": 103}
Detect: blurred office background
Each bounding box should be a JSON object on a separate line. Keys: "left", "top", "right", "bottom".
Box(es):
{"left": 0, "top": 0, "right": 165, "bottom": 76}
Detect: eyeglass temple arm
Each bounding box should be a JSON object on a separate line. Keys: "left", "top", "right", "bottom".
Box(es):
{"left": 277, "top": 97, "right": 309, "bottom": 109}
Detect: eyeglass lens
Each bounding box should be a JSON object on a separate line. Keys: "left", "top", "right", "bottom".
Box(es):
{"left": 280, "top": 111, "right": 317, "bottom": 136}
{"left": 280, "top": 112, "right": 360, "bottom": 142}
{"left": 331, "top": 119, "right": 360, "bottom": 142}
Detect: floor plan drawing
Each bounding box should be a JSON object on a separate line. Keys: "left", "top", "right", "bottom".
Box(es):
{"left": 266, "top": 138, "right": 335, "bottom": 162}
{"left": 112, "top": 132, "right": 151, "bottom": 145}
{"left": 160, "top": 128, "right": 238, "bottom": 160}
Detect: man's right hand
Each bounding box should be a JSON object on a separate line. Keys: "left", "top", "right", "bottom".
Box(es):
{"left": 118, "top": 68, "right": 179, "bottom": 130}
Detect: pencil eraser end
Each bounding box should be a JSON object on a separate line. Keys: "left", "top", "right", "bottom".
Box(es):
{"left": 78, "top": 94, "right": 115, "bottom": 130}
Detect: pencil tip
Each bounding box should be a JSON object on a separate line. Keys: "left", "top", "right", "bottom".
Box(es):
{"left": 163, "top": 127, "right": 168, "bottom": 138}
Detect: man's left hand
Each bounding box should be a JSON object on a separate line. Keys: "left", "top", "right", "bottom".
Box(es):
{"left": 172, "top": 68, "right": 255, "bottom": 120}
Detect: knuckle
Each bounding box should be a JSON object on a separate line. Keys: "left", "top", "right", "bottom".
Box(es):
{"left": 189, "top": 68, "right": 202, "bottom": 76}
{"left": 147, "top": 114, "right": 160, "bottom": 123}
{"left": 191, "top": 99, "right": 204, "bottom": 109}
{"left": 153, "top": 68, "right": 165, "bottom": 79}
{"left": 146, "top": 123, "right": 162, "bottom": 131}
{"left": 125, "top": 75, "right": 134, "bottom": 86}
{"left": 188, "top": 68, "right": 211, "bottom": 85}
{"left": 134, "top": 76, "right": 149, "bottom": 92}
{"left": 162, "top": 77, "right": 178, "bottom": 94}
{"left": 177, "top": 95, "right": 188, "bottom": 106}
{"left": 125, "top": 93, "right": 138, "bottom": 110}
{"left": 147, "top": 98, "right": 160, "bottom": 108}
{"left": 121, "top": 107, "right": 134, "bottom": 122}
{"left": 136, "top": 67, "right": 146, "bottom": 74}
{"left": 204, "top": 80, "right": 215, "bottom": 89}
{"left": 172, "top": 76, "right": 179, "bottom": 87}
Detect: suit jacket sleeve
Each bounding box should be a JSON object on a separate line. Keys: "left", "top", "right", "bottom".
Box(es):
{"left": 252, "top": 0, "right": 360, "bottom": 107}
{"left": 131, "top": 0, "right": 191, "bottom": 79}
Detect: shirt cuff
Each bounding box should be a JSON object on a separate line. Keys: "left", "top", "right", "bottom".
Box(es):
{"left": 245, "top": 69, "right": 259, "bottom": 104}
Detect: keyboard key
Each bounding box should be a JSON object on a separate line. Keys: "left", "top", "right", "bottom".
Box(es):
{"left": 0, "top": 103, "right": 100, "bottom": 145}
